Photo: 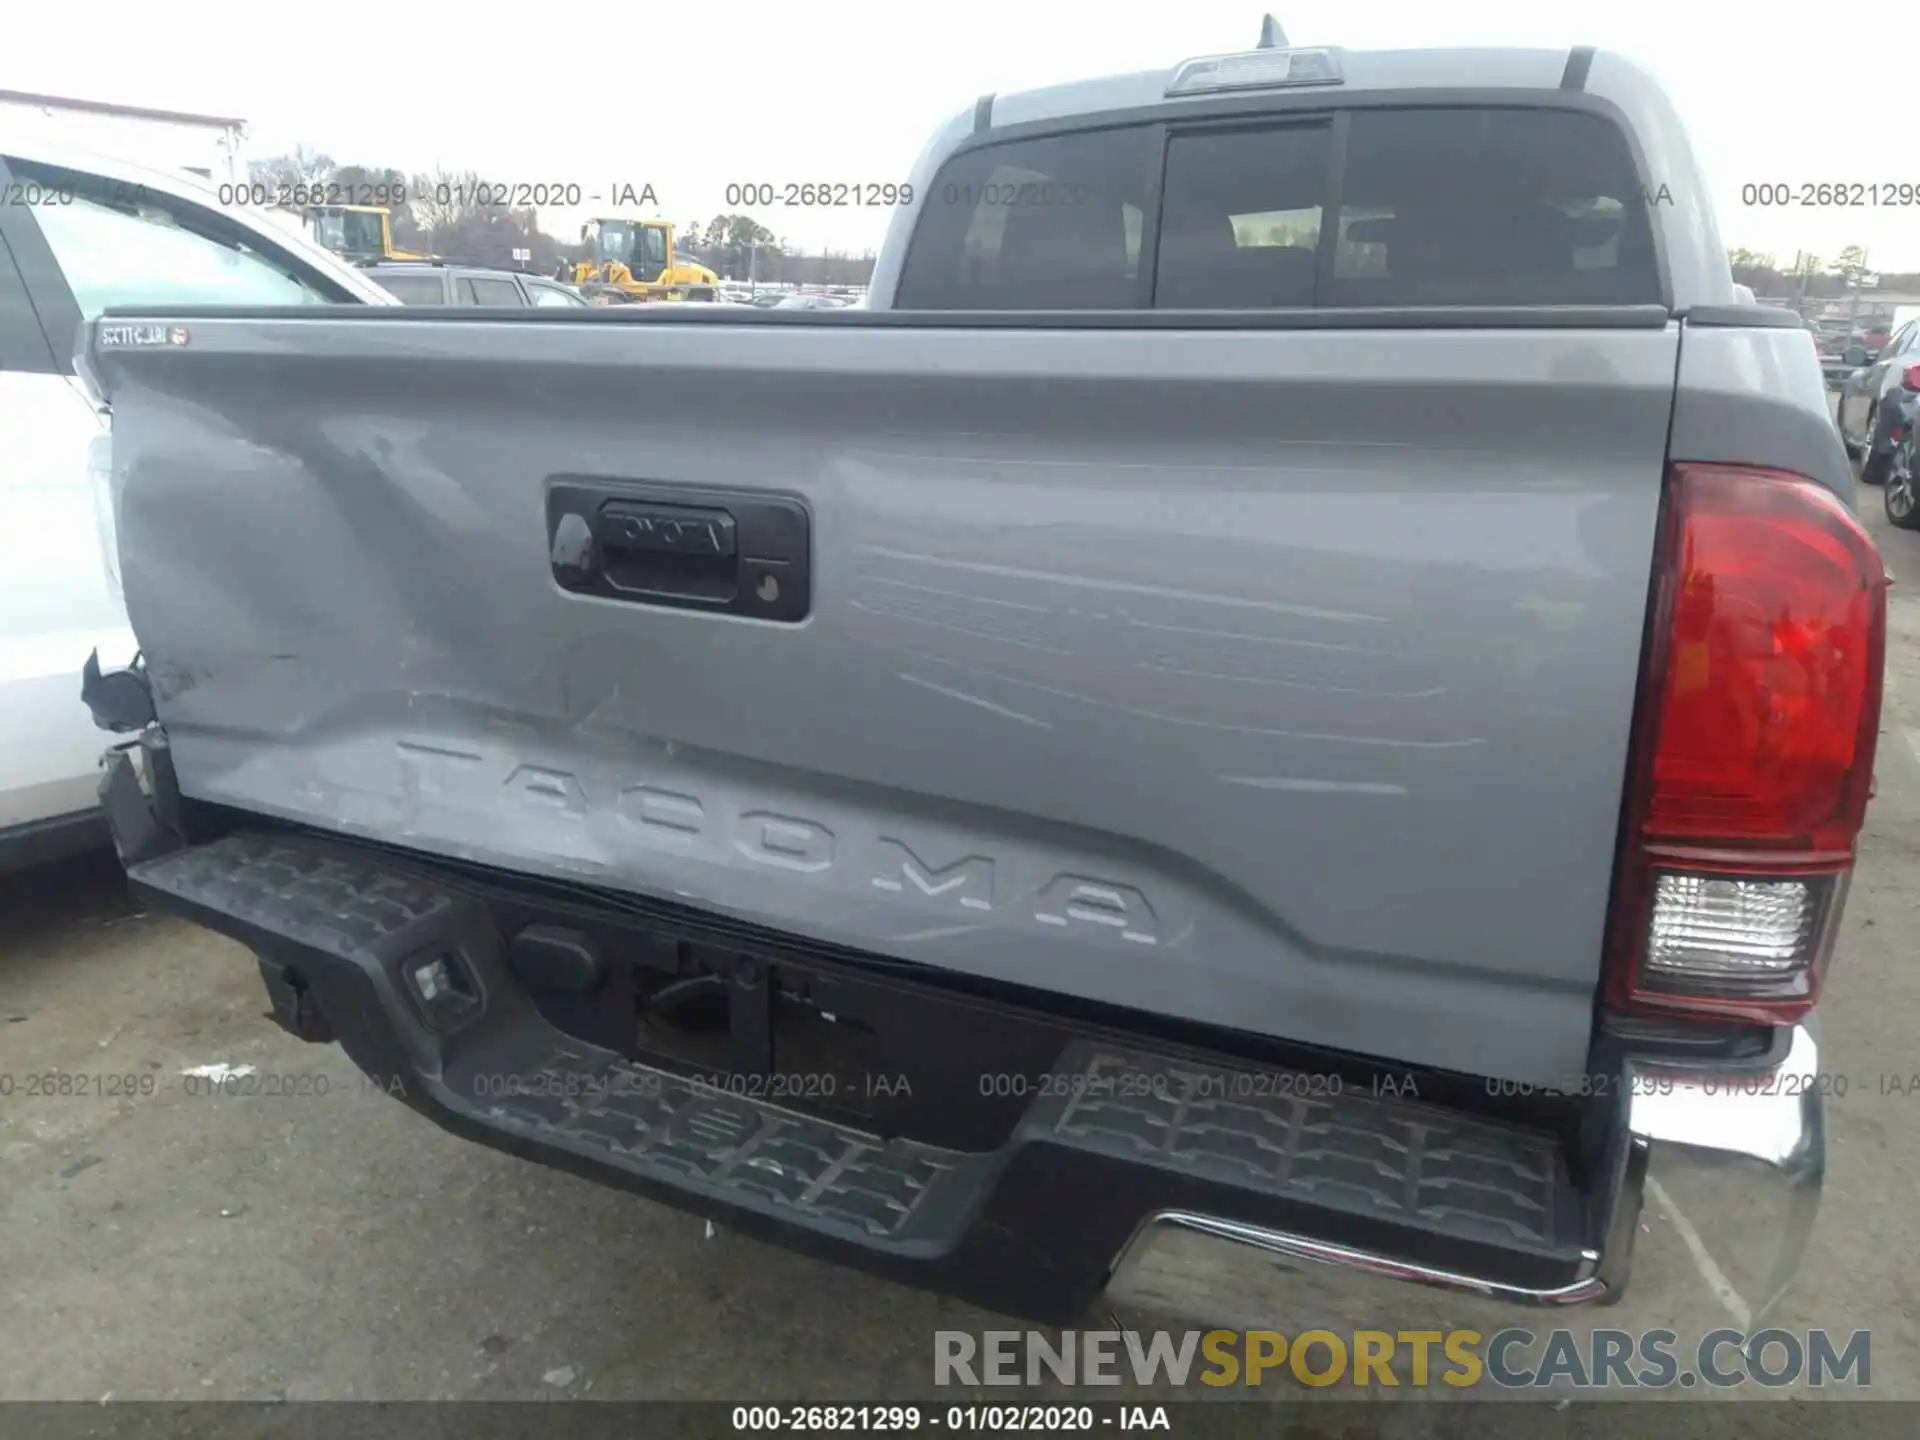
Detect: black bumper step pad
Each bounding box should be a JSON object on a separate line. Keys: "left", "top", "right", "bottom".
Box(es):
{"left": 1028, "top": 1046, "right": 1570, "bottom": 1253}
{"left": 131, "top": 832, "right": 990, "bottom": 1254}
{"left": 475, "top": 1040, "right": 976, "bottom": 1245}
{"left": 132, "top": 832, "right": 464, "bottom": 955}
{"left": 129, "top": 829, "right": 1598, "bottom": 1312}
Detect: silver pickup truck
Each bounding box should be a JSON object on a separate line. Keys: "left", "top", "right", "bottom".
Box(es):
{"left": 79, "top": 36, "right": 1883, "bottom": 1329}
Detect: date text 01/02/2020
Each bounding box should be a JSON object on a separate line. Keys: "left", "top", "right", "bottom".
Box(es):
{"left": 465, "top": 1070, "right": 914, "bottom": 1103}
{"left": 730, "top": 1405, "right": 1172, "bottom": 1432}
{"left": 2, "top": 180, "right": 151, "bottom": 207}
{"left": 1483, "top": 1071, "right": 1849, "bottom": 1099}
{"left": 0, "top": 1069, "right": 353, "bottom": 1100}
{"left": 976, "top": 1069, "right": 1345, "bottom": 1100}
{"left": 210, "top": 181, "right": 661, "bottom": 209}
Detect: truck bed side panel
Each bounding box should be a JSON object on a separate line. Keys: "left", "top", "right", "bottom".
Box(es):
{"left": 96, "top": 316, "right": 1681, "bottom": 1084}
{"left": 1669, "top": 321, "right": 1856, "bottom": 503}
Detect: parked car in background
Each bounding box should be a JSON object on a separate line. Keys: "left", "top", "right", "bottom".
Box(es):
{"left": 771, "top": 293, "right": 850, "bottom": 309}
{"left": 1837, "top": 317, "right": 1920, "bottom": 484}
{"left": 1818, "top": 323, "right": 1856, "bottom": 384}
{"left": 1881, "top": 386, "right": 1920, "bottom": 528}
{"left": 362, "top": 261, "right": 588, "bottom": 307}
{"left": 0, "top": 133, "right": 392, "bottom": 869}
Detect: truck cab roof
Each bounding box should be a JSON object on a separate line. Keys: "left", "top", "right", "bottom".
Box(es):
{"left": 988, "top": 45, "right": 1581, "bottom": 130}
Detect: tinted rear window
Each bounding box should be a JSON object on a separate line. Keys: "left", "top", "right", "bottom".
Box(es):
{"left": 1154, "top": 124, "right": 1330, "bottom": 309}
{"left": 895, "top": 125, "right": 1154, "bottom": 310}
{"left": 900, "top": 105, "right": 1660, "bottom": 311}
{"left": 1326, "top": 108, "right": 1659, "bottom": 306}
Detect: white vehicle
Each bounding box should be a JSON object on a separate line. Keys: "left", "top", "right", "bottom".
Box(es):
{"left": 0, "top": 89, "right": 248, "bottom": 185}
{"left": 0, "top": 134, "right": 394, "bottom": 868}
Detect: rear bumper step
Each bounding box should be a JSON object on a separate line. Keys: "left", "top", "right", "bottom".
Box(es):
{"left": 123, "top": 825, "right": 1822, "bottom": 1325}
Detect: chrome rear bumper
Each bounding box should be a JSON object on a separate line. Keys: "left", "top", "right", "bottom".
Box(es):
{"left": 1106, "top": 1024, "right": 1824, "bottom": 1327}
{"left": 1622, "top": 1023, "right": 1824, "bottom": 1324}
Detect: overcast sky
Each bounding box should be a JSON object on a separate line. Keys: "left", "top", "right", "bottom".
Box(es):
{"left": 10, "top": 1, "right": 1915, "bottom": 269}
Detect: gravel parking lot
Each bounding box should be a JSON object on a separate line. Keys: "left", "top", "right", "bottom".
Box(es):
{"left": 4, "top": 471, "right": 1918, "bottom": 1425}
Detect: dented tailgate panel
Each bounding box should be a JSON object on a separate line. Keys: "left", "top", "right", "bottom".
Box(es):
{"left": 93, "top": 315, "right": 1681, "bottom": 1085}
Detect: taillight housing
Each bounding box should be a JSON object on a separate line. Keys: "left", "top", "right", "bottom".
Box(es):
{"left": 1903, "top": 363, "right": 1920, "bottom": 391}
{"left": 1606, "top": 464, "right": 1887, "bottom": 1025}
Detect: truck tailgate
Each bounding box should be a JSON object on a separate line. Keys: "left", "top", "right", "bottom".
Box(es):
{"left": 93, "top": 312, "right": 1681, "bottom": 1085}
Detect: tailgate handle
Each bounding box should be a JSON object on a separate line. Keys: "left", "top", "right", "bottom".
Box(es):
{"left": 548, "top": 480, "right": 811, "bottom": 622}
{"left": 598, "top": 501, "right": 736, "bottom": 559}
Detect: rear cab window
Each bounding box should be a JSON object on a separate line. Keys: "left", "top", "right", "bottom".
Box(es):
{"left": 895, "top": 126, "right": 1154, "bottom": 309}
{"left": 897, "top": 103, "right": 1660, "bottom": 310}
{"left": 1154, "top": 124, "right": 1330, "bottom": 308}
{"left": 1324, "top": 109, "right": 1658, "bottom": 307}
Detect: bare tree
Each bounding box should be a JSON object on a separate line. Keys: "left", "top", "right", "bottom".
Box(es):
{"left": 248, "top": 146, "right": 335, "bottom": 191}
{"left": 411, "top": 167, "right": 480, "bottom": 239}
{"left": 402, "top": 168, "right": 558, "bottom": 270}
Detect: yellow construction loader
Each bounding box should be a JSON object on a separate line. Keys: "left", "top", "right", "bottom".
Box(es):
{"left": 303, "top": 204, "right": 432, "bottom": 262}
{"left": 573, "top": 218, "right": 718, "bottom": 302}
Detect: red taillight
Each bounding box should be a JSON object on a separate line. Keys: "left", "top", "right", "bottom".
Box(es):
{"left": 1903, "top": 363, "right": 1920, "bottom": 392}
{"left": 1606, "top": 464, "right": 1887, "bottom": 1025}
{"left": 1645, "top": 467, "right": 1882, "bottom": 853}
